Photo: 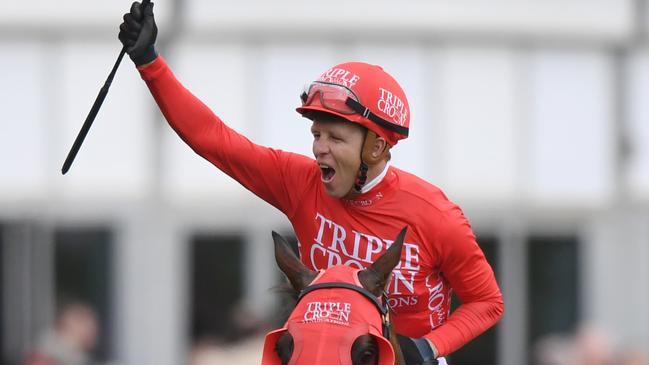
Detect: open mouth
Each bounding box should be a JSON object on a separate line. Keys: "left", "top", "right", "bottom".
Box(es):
{"left": 319, "top": 164, "right": 336, "bottom": 183}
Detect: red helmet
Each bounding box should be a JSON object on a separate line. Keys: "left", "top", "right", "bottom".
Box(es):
{"left": 296, "top": 62, "right": 410, "bottom": 146}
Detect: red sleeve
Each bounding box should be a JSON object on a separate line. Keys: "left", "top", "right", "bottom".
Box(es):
{"left": 137, "top": 56, "right": 313, "bottom": 215}
{"left": 425, "top": 207, "right": 504, "bottom": 357}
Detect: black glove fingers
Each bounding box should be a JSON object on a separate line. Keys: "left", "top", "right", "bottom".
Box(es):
{"left": 130, "top": 1, "right": 142, "bottom": 20}
{"left": 119, "top": 14, "right": 141, "bottom": 45}
{"left": 123, "top": 13, "right": 142, "bottom": 32}
{"left": 120, "top": 1, "right": 158, "bottom": 65}
{"left": 118, "top": 23, "right": 133, "bottom": 44}
{"left": 143, "top": 2, "right": 154, "bottom": 17}
{"left": 119, "top": 21, "right": 138, "bottom": 35}
{"left": 118, "top": 31, "right": 135, "bottom": 47}
{"left": 120, "top": 29, "right": 140, "bottom": 44}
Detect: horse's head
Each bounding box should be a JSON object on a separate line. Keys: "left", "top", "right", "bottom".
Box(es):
{"left": 262, "top": 227, "right": 407, "bottom": 365}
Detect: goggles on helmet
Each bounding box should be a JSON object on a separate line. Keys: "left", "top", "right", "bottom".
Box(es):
{"left": 301, "top": 82, "right": 409, "bottom": 137}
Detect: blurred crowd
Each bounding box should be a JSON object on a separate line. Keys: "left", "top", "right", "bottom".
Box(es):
{"left": 534, "top": 325, "right": 648, "bottom": 365}
{"left": 21, "top": 299, "right": 647, "bottom": 365}
{"left": 23, "top": 300, "right": 98, "bottom": 365}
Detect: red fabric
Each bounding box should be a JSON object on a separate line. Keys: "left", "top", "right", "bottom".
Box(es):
{"left": 261, "top": 266, "right": 394, "bottom": 365}
{"left": 138, "top": 56, "right": 504, "bottom": 357}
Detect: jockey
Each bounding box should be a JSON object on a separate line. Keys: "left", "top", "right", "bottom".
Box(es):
{"left": 119, "top": 2, "right": 504, "bottom": 364}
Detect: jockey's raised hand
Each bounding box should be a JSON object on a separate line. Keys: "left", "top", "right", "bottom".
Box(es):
{"left": 118, "top": 1, "right": 158, "bottom": 66}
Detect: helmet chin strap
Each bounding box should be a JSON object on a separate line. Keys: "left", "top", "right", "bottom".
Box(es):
{"left": 353, "top": 161, "right": 370, "bottom": 193}
{"left": 352, "top": 130, "right": 370, "bottom": 193}
{"left": 351, "top": 130, "right": 385, "bottom": 195}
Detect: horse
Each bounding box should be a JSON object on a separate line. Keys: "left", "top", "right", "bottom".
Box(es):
{"left": 261, "top": 227, "right": 409, "bottom": 365}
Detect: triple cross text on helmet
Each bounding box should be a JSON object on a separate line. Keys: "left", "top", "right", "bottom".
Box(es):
{"left": 378, "top": 87, "right": 408, "bottom": 126}
{"left": 319, "top": 67, "right": 361, "bottom": 88}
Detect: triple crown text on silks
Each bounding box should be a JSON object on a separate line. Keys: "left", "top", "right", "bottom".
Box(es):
{"left": 310, "top": 212, "right": 449, "bottom": 329}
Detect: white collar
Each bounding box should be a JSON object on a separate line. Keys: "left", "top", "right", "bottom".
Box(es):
{"left": 360, "top": 161, "right": 391, "bottom": 194}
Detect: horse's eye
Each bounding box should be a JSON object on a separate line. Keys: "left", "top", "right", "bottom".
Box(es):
{"left": 361, "top": 349, "right": 377, "bottom": 362}
{"left": 275, "top": 332, "right": 294, "bottom": 365}
{"left": 351, "top": 335, "right": 378, "bottom": 365}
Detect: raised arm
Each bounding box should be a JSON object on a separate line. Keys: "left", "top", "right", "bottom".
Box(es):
{"left": 118, "top": 1, "right": 314, "bottom": 214}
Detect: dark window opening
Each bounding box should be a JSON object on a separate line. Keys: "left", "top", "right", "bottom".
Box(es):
{"left": 190, "top": 233, "right": 247, "bottom": 343}
{"left": 527, "top": 235, "right": 579, "bottom": 364}
{"left": 54, "top": 227, "right": 114, "bottom": 362}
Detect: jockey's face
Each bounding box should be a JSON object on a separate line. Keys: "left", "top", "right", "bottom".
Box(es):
{"left": 311, "top": 115, "right": 365, "bottom": 198}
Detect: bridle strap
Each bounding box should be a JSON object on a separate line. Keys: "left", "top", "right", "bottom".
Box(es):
{"left": 297, "top": 282, "right": 388, "bottom": 315}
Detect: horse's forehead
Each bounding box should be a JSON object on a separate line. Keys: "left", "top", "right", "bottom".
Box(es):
{"left": 314, "top": 265, "right": 362, "bottom": 285}
{"left": 288, "top": 267, "right": 380, "bottom": 328}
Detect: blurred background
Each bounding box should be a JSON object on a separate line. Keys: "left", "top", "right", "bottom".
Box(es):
{"left": 1, "top": 1, "right": 649, "bottom": 364}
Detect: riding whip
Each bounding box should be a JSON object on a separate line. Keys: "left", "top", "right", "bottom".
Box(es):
{"left": 61, "top": 0, "right": 151, "bottom": 175}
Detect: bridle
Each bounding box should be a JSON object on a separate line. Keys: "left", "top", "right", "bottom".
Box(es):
{"left": 296, "top": 282, "right": 393, "bottom": 340}
{"left": 266, "top": 228, "right": 408, "bottom": 365}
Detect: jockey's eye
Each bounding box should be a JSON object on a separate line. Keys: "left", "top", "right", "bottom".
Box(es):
{"left": 275, "top": 332, "right": 294, "bottom": 365}
{"left": 351, "top": 335, "right": 378, "bottom": 365}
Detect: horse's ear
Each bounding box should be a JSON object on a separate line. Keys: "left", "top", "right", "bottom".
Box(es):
{"left": 272, "top": 231, "right": 317, "bottom": 292}
{"left": 359, "top": 226, "right": 407, "bottom": 296}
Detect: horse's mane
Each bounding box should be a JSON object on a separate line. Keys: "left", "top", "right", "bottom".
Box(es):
{"left": 272, "top": 282, "right": 299, "bottom": 324}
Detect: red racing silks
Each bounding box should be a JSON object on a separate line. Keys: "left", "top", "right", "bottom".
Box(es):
{"left": 262, "top": 265, "right": 395, "bottom": 365}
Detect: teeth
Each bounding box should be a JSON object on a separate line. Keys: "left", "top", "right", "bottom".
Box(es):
{"left": 319, "top": 163, "right": 335, "bottom": 183}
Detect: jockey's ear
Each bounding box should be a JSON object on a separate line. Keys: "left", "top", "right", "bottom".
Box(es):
{"left": 361, "top": 131, "right": 390, "bottom": 166}
{"left": 272, "top": 231, "right": 317, "bottom": 292}
{"left": 359, "top": 226, "right": 407, "bottom": 297}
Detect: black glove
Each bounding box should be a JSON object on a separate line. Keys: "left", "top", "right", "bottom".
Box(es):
{"left": 397, "top": 334, "right": 438, "bottom": 365}
{"left": 118, "top": 1, "right": 158, "bottom": 66}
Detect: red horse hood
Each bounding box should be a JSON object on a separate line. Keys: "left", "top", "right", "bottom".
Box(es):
{"left": 262, "top": 265, "right": 395, "bottom": 365}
